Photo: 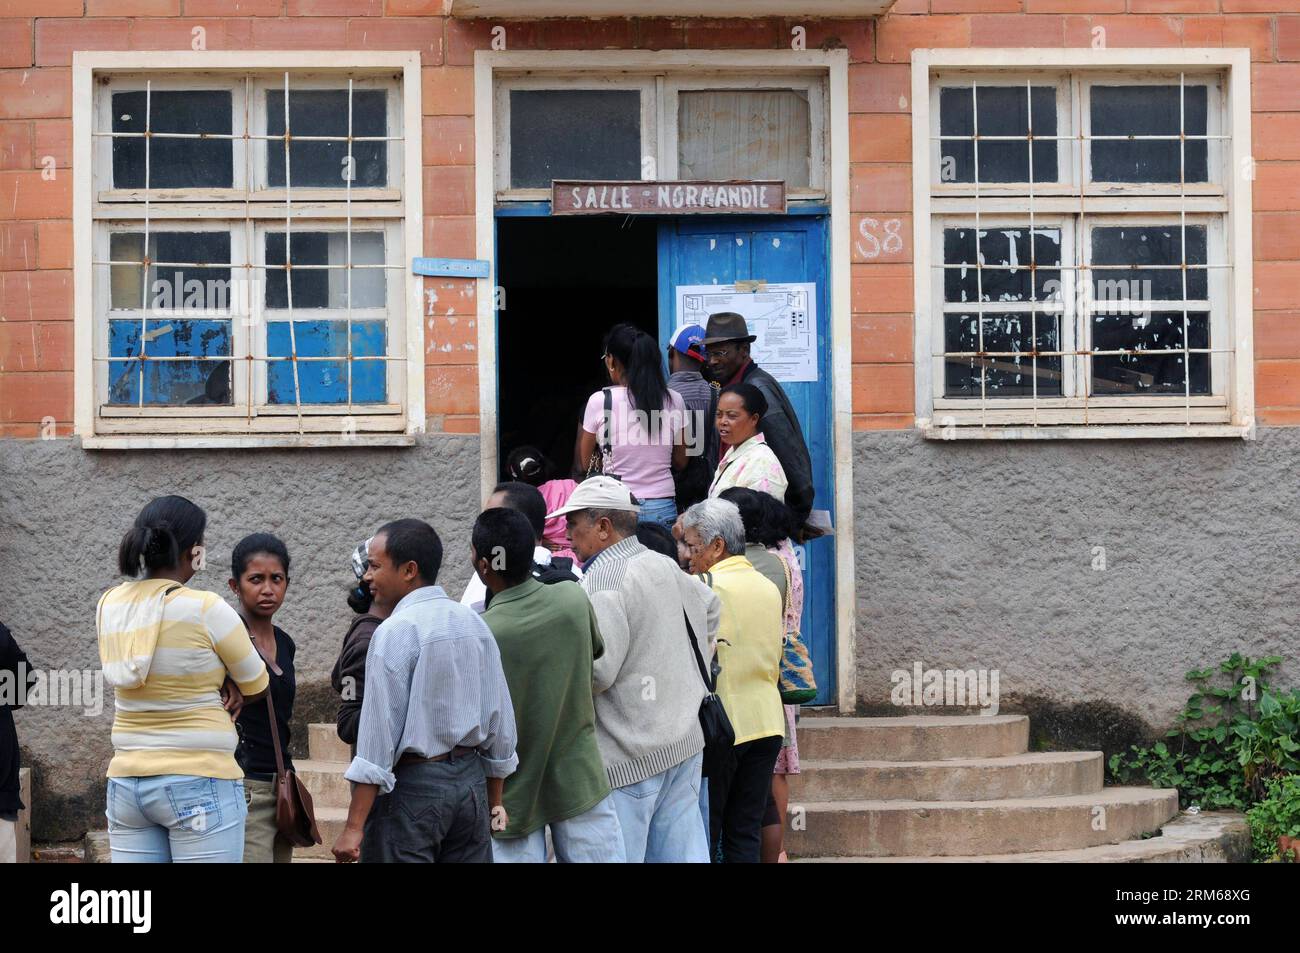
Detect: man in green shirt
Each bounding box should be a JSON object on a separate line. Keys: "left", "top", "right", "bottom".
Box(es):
{"left": 472, "top": 507, "right": 625, "bottom": 863}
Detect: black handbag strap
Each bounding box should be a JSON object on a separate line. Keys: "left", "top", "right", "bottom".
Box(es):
{"left": 682, "top": 609, "right": 713, "bottom": 692}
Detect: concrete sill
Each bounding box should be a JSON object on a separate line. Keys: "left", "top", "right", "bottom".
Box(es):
{"left": 920, "top": 423, "right": 1254, "bottom": 441}
{"left": 79, "top": 434, "right": 417, "bottom": 451}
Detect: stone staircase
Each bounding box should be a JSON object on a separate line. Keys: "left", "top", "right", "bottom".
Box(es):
{"left": 295, "top": 714, "right": 1247, "bottom": 863}
{"left": 786, "top": 714, "right": 1246, "bottom": 862}
{"left": 291, "top": 724, "right": 357, "bottom": 862}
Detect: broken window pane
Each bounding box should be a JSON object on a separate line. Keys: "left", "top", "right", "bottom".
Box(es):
{"left": 266, "top": 319, "right": 386, "bottom": 404}
{"left": 509, "top": 89, "right": 641, "bottom": 189}
{"left": 264, "top": 231, "right": 385, "bottom": 310}
{"left": 112, "top": 90, "right": 234, "bottom": 189}
{"left": 110, "top": 231, "right": 232, "bottom": 311}
{"left": 938, "top": 85, "right": 1057, "bottom": 184}
{"left": 944, "top": 227, "right": 1061, "bottom": 303}
{"left": 1091, "top": 225, "right": 1207, "bottom": 302}
{"left": 678, "top": 89, "right": 811, "bottom": 187}
{"left": 108, "top": 318, "right": 232, "bottom": 405}
{"left": 1091, "top": 311, "right": 1210, "bottom": 395}
{"left": 944, "top": 312, "right": 1062, "bottom": 398}
{"left": 1090, "top": 85, "right": 1208, "bottom": 183}
{"left": 266, "top": 89, "right": 387, "bottom": 188}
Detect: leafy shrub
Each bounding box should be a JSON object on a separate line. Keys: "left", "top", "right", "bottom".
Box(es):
{"left": 1246, "top": 774, "right": 1300, "bottom": 862}
{"left": 1108, "top": 654, "right": 1295, "bottom": 812}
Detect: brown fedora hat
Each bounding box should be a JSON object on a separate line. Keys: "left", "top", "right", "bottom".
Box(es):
{"left": 702, "top": 311, "right": 757, "bottom": 346}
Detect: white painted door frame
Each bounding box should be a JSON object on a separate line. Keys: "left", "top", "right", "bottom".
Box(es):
{"left": 472, "top": 48, "right": 856, "bottom": 711}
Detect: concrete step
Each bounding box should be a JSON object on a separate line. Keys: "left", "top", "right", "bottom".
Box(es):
{"left": 296, "top": 758, "right": 352, "bottom": 811}
{"left": 796, "top": 715, "right": 1029, "bottom": 762}
{"left": 294, "top": 806, "right": 347, "bottom": 861}
{"left": 785, "top": 786, "right": 1179, "bottom": 858}
{"left": 794, "top": 810, "right": 1248, "bottom": 863}
{"left": 790, "top": 751, "right": 1104, "bottom": 803}
{"left": 307, "top": 723, "right": 351, "bottom": 764}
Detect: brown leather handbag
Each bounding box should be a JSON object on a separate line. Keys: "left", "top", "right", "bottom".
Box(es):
{"left": 265, "top": 691, "right": 322, "bottom": 848}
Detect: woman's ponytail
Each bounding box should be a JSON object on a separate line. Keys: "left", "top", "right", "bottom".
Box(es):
{"left": 604, "top": 323, "right": 669, "bottom": 416}
{"left": 116, "top": 496, "right": 207, "bottom": 577}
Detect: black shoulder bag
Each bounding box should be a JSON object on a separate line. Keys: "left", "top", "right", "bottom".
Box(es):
{"left": 682, "top": 587, "right": 734, "bottom": 779}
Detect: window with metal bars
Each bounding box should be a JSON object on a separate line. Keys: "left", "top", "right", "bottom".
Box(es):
{"left": 916, "top": 57, "right": 1250, "bottom": 436}
{"left": 87, "top": 64, "right": 416, "bottom": 439}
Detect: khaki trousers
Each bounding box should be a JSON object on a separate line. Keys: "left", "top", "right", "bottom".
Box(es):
{"left": 242, "top": 777, "right": 294, "bottom": 864}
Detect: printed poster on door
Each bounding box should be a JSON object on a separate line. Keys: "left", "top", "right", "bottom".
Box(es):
{"left": 675, "top": 282, "right": 819, "bottom": 383}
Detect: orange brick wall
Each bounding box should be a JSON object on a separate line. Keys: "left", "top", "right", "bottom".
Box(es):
{"left": 1, "top": 2, "right": 1298, "bottom": 438}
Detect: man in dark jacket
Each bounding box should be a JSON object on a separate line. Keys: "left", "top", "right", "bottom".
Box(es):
{"left": 331, "top": 540, "right": 385, "bottom": 747}
{"left": 702, "top": 312, "right": 817, "bottom": 534}
{"left": 0, "top": 621, "right": 34, "bottom": 864}
{"left": 332, "top": 612, "right": 382, "bottom": 748}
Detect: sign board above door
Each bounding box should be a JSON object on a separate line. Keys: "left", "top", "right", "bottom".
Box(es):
{"left": 552, "top": 180, "right": 786, "bottom": 216}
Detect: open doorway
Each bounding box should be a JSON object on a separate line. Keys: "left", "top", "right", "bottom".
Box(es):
{"left": 495, "top": 215, "right": 658, "bottom": 481}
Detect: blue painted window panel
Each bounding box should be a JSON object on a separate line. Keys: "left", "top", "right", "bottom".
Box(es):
{"left": 266, "top": 89, "right": 387, "bottom": 188}
{"left": 266, "top": 320, "right": 386, "bottom": 405}
{"left": 108, "top": 318, "right": 232, "bottom": 405}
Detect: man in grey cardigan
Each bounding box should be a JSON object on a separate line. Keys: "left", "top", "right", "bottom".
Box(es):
{"left": 549, "top": 476, "right": 720, "bottom": 863}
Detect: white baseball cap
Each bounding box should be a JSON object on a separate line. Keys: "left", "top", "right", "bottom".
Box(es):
{"left": 545, "top": 475, "right": 640, "bottom": 520}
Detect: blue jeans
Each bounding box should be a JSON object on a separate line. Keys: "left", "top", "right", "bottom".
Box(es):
{"left": 610, "top": 751, "right": 709, "bottom": 863}
{"left": 106, "top": 775, "right": 247, "bottom": 863}
{"left": 638, "top": 496, "right": 678, "bottom": 530}
{"left": 491, "top": 792, "right": 626, "bottom": 863}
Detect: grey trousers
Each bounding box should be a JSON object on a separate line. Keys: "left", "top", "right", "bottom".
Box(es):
{"left": 361, "top": 753, "right": 492, "bottom": 864}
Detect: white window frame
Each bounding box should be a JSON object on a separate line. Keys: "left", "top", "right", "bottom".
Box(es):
{"left": 494, "top": 69, "right": 828, "bottom": 202}
{"left": 912, "top": 48, "right": 1253, "bottom": 440}
{"left": 74, "top": 51, "right": 425, "bottom": 449}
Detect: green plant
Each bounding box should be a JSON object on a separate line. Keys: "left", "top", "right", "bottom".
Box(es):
{"left": 1108, "top": 653, "right": 1287, "bottom": 812}
{"left": 1234, "top": 688, "right": 1300, "bottom": 797}
{"left": 1246, "top": 774, "right": 1300, "bottom": 862}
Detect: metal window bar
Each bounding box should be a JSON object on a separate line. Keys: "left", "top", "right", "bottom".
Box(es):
{"left": 137, "top": 81, "right": 152, "bottom": 409}
{"left": 346, "top": 77, "right": 355, "bottom": 414}
{"left": 283, "top": 72, "right": 304, "bottom": 433}
{"left": 93, "top": 72, "right": 408, "bottom": 423}
{"left": 245, "top": 74, "right": 254, "bottom": 426}
{"left": 96, "top": 132, "right": 400, "bottom": 142}
{"left": 1026, "top": 80, "right": 1038, "bottom": 426}
{"left": 971, "top": 81, "right": 987, "bottom": 425}
{"left": 1180, "top": 73, "right": 1192, "bottom": 425}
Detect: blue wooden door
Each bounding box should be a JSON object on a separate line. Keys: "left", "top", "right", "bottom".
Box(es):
{"left": 658, "top": 215, "right": 836, "bottom": 705}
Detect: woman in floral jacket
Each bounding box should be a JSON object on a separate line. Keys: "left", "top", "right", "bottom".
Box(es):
{"left": 708, "top": 383, "right": 788, "bottom": 503}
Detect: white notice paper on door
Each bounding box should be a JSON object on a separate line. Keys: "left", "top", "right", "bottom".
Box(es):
{"left": 675, "top": 282, "right": 818, "bottom": 383}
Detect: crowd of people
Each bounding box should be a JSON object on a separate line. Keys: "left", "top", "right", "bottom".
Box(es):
{"left": 17, "top": 310, "right": 820, "bottom": 863}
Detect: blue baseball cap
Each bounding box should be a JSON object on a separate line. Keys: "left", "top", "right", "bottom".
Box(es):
{"left": 669, "top": 324, "right": 706, "bottom": 362}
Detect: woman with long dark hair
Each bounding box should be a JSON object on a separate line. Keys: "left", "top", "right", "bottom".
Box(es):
{"left": 575, "top": 323, "right": 687, "bottom": 529}
{"left": 97, "top": 495, "right": 268, "bottom": 863}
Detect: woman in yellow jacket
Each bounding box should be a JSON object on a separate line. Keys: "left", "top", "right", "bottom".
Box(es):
{"left": 680, "top": 497, "right": 785, "bottom": 863}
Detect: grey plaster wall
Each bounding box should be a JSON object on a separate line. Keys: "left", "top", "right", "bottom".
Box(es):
{"left": 1, "top": 434, "right": 482, "bottom": 839}
{"left": 852, "top": 427, "right": 1299, "bottom": 746}
{"left": 4, "top": 426, "right": 1298, "bottom": 839}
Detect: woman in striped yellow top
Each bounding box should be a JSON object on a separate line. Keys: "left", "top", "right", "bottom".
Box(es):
{"left": 97, "top": 496, "right": 268, "bottom": 863}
